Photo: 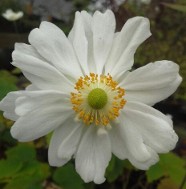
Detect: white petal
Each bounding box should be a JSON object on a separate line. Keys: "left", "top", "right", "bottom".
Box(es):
{"left": 128, "top": 146, "right": 159, "bottom": 170}
{"left": 80, "top": 11, "right": 97, "bottom": 73}
{"left": 117, "top": 116, "right": 151, "bottom": 162}
{"left": 26, "top": 84, "right": 38, "bottom": 91}
{"left": 13, "top": 42, "right": 45, "bottom": 61}
{"left": 14, "top": 90, "right": 70, "bottom": 116}
{"left": 68, "top": 12, "right": 89, "bottom": 75}
{"left": 108, "top": 124, "right": 127, "bottom": 159}
{"left": 105, "top": 17, "right": 151, "bottom": 78}
{"left": 123, "top": 101, "right": 178, "bottom": 153}
{"left": 121, "top": 61, "right": 179, "bottom": 89}
{"left": 12, "top": 43, "right": 73, "bottom": 92}
{"left": 80, "top": 11, "right": 93, "bottom": 33}
{"left": 75, "top": 126, "right": 111, "bottom": 184}
{"left": 112, "top": 106, "right": 161, "bottom": 169}
{"left": 57, "top": 122, "right": 83, "bottom": 159}
{"left": 28, "top": 21, "right": 82, "bottom": 79}
{"left": 69, "top": 11, "right": 97, "bottom": 73}
{"left": 0, "top": 91, "right": 22, "bottom": 121}
{"left": 48, "top": 118, "right": 83, "bottom": 167}
{"left": 10, "top": 91, "right": 73, "bottom": 142}
{"left": 121, "top": 61, "right": 182, "bottom": 105}
{"left": 92, "top": 10, "right": 115, "bottom": 74}
{"left": 125, "top": 100, "right": 173, "bottom": 126}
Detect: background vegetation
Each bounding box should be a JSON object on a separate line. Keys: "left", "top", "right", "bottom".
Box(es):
{"left": 0, "top": 0, "right": 185, "bottom": 188}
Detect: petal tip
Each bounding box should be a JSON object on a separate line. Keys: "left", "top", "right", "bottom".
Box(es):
{"left": 94, "top": 176, "right": 106, "bottom": 184}
{"left": 10, "top": 126, "right": 20, "bottom": 140}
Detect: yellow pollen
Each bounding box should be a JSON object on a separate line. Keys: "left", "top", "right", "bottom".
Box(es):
{"left": 70, "top": 73, "right": 126, "bottom": 126}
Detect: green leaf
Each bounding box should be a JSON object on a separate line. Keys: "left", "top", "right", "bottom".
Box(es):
{"left": 157, "top": 178, "right": 180, "bottom": 189}
{"left": 37, "top": 163, "right": 50, "bottom": 180}
{"left": 163, "top": 3, "right": 186, "bottom": 13}
{"left": 0, "top": 70, "right": 18, "bottom": 100}
{"left": 160, "top": 153, "right": 185, "bottom": 185}
{"left": 106, "top": 155, "right": 125, "bottom": 182}
{"left": 146, "top": 162, "right": 164, "bottom": 182}
{"left": 5, "top": 161, "right": 50, "bottom": 189}
{"left": 6, "top": 144, "right": 36, "bottom": 162}
{"left": 0, "top": 129, "right": 17, "bottom": 145}
{"left": 0, "top": 70, "right": 18, "bottom": 83}
{"left": 0, "top": 114, "right": 5, "bottom": 130}
{"left": 0, "top": 144, "right": 50, "bottom": 189}
{"left": 11, "top": 68, "right": 21, "bottom": 74}
{"left": 16, "top": 161, "right": 50, "bottom": 180}
{"left": 53, "top": 163, "right": 84, "bottom": 189}
{"left": 0, "top": 159, "right": 22, "bottom": 182}
{"left": 123, "top": 159, "right": 134, "bottom": 170}
{"left": 4, "top": 175, "right": 42, "bottom": 189}
{"left": 146, "top": 152, "right": 186, "bottom": 185}
{"left": 46, "top": 132, "right": 53, "bottom": 146}
{"left": 1, "top": 144, "right": 50, "bottom": 189}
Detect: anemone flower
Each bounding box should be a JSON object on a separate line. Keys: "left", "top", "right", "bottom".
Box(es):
{"left": 0, "top": 10, "right": 182, "bottom": 184}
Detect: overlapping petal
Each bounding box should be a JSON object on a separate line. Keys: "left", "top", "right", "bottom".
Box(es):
{"left": 78, "top": 11, "right": 96, "bottom": 73}
{"left": 69, "top": 10, "right": 115, "bottom": 74}
{"left": 28, "top": 21, "right": 83, "bottom": 79}
{"left": 14, "top": 90, "right": 70, "bottom": 116}
{"left": 68, "top": 12, "right": 89, "bottom": 75}
{"left": 123, "top": 101, "right": 178, "bottom": 153}
{"left": 0, "top": 91, "right": 22, "bottom": 121}
{"left": 92, "top": 10, "right": 115, "bottom": 74}
{"left": 116, "top": 116, "right": 152, "bottom": 162}
{"left": 110, "top": 101, "right": 178, "bottom": 169}
{"left": 108, "top": 125, "right": 128, "bottom": 159}
{"left": 128, "top": 146, "right": 159, "bottom": 170}
{"left": 48, "top": 118, "right": 83, "bottom": 167}
{"left": 120, "top": 61, "right": 182, "bottom": 105}
{"left": 75, "top": 126, "right": 111, "bottom": 184}
{"left": 11, "top": 91, "right": 72, "bottom": 141}
{"left": 105, "top": 16, "right": 151, "bottom": 78}
{"left": 12, "top": 43, "right": 74, "bottom": 93}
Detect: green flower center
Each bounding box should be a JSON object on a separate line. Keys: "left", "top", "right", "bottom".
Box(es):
{"left": 88, "top": 88, "right": 108, "bottom": 109}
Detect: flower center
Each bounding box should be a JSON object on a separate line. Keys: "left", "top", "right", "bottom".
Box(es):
{"left": 88, "top": 88, "right": 108, "bottom": 109}
{"left": 70, "top": 73, "right": 126, "bottom": 126}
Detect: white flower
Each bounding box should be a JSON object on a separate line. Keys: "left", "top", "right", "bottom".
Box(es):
{"left": 2, "top": 9, "right": 24, "bottom": 21}
{"left": 0, "top": 10, "right": 182, "bottom": 184}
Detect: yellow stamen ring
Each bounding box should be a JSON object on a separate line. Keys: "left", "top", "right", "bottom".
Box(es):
{"left": 70, "top": 73, "right": 126, "bottom": 126}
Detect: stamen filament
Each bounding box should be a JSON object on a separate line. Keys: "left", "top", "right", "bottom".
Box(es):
{"left": 70, "top": 73, "right": 126, "bottom": 126}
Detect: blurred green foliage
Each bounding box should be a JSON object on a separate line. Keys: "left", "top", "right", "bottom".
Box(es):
{"left": 163, "top": 3, "right": 186, "bottom": 13}
{"left": 0, "top": 144, "right": 50, "bottom": 189}
{"left": 147, "top": 153, "right": 186, "bottom": 189}
{"left": 53, "top": 163, "right": 85, "bottom": 189}
{"left": 0, "top": 0, "right": 22, "bottom": 12}
{"left": 0, "top": 70, "right": 18, "bottom": 101}
{"left": 106, "top": 155, "right": 126, "bottom": 182}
